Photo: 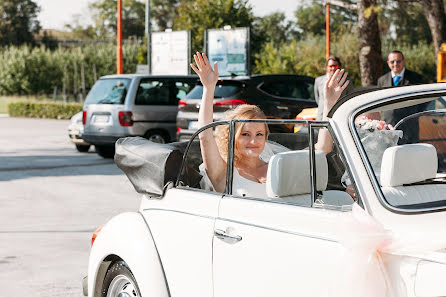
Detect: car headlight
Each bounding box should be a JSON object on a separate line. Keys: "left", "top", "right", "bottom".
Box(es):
{"left": 415, "top": 260, "right": 446, "bottom": 297}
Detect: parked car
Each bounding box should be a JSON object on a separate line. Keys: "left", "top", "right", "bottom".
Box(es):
{"left": 84, "top": 83, "right": 446, "bottom": 297}
{"left": 176, "top": 74, "right": 316, "bottom": 141}
{"left": 82, "top": 74, "right": 198, "bottom": 158}
{"left": 294, "top": 107, "right": 317, "bottom": 133}
{"left": 68, "top": 111, "right": 90, "bottom": 152}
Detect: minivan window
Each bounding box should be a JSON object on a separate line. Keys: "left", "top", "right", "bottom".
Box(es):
{"left": 85, "top": 78, "right": 130, "bottom": 105}
{"left": 175, "top": 82, "right": 194, "bottom": 100}
{"left": 185, "top": 81, "right": 242, "bottom": 99}
{"left": 135, "top": 80, "right": 173, "bottom": 105}
{"left": 260, "top": 81, "right": 313, "bottom": 99}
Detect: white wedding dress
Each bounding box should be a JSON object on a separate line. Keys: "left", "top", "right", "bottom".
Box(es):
{"left": 198, "top": 140, "right": 289, "bottom": 197}
{"left": 232, "top": 167, "right": 267, "bottom": 198}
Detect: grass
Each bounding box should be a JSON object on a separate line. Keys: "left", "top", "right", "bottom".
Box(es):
{"left": 0, "top": 95, "right": 81, "bottom": 113}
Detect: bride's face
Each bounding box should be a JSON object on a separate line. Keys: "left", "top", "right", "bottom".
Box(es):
{"left": 235, "top": 123, "right": 267, "bottom": 159}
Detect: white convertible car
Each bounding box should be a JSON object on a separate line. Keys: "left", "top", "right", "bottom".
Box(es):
{"left": 84, "top": 83, "right": 446, "bottom": 297}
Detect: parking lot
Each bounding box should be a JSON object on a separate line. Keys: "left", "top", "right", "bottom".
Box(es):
{"left": 0, "top": 115, "right": 140, "bottom": 296}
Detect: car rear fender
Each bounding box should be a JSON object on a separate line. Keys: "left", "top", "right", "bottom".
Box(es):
{"left": 88, "top": 212, "right": 169, "bottom": 297}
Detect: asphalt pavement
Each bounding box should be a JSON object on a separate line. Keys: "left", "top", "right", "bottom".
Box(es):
{"left": 0, "top": 115, "right": 141, "bottom": 296}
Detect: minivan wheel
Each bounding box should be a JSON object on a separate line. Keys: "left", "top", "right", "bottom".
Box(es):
{"left": 101, "top": 261, "right": 141, "bottom": 297}
{"left": 75, "top": 144, "right": 91, "bottom": 153}
{"left": 95, "top": 145, "right": 115, "bottom": 158}
{"left": 144, "top": 131, "right": 168, "bottom": 144}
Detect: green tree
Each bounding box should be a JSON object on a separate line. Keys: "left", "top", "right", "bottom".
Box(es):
{"left": 64, "top": 13, "right": 99, "bottom": 40}
{"left": 90, "top": 0, "right": 145, "bottom": 39}
{"left": 252, "top": 12, "right": 294, "bottom": 46}
{"left": 254, "top": 32, "right": 362, "bottom": 86}
{"left": 173, "top": 0, "right": 255, "bottom": 53}
{"left": 378, "top": 1, "right": 431, "bottom": 45}
{"left": 0, "top": 0, "right": 41, "bottom": 46}
{"left": 152, "top": 0, "right": 187, "bottom": 30}
{"left": 294, "top": 0, "right": 357, "bottom": 37}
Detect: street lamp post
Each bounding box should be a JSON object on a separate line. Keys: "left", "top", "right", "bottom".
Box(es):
{"left": 326, "top": 2, "right": 330, "bottom": 60}
{"left": 117, "top": 0, "right": 123, "bottom": 74}
{"left": 325, "top": 1, "right": 357, "bottom": 60}
{"left": 145, "top": 0, "right": 151, "bottom": 74}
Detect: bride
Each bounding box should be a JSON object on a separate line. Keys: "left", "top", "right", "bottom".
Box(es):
{"left": 190, "top": 52, "right": 349, "bottom": 197}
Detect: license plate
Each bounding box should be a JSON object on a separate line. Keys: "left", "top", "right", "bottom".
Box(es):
{"left": 94, "top": 115, "right": 109, "bottom": 123}
{"left": 188, "top": 121, "right": 199, "bottom": 130}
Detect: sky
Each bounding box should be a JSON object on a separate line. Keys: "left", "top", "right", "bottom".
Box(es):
{"left": 36, "top": 0, "right": 299, "bottom": 30}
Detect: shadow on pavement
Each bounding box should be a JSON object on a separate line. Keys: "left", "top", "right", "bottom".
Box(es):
{"left": 0, "top": 154, "right": 123, "bottom": 181}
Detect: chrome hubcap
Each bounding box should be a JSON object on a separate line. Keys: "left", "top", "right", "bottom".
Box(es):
{"left": 107, "top": 275, "right": 139, "bottom": 297}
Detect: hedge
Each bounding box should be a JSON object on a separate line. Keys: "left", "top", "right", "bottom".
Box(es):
{"left": 8, "top": 102, "right": 83, "bottom": 119}
{"left": 0, "top": 42, "right": 141, "bottom": 96}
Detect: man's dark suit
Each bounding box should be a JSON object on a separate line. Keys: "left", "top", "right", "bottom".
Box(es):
{"left": 377, "top": 69, "right": 426, "bottom": 143}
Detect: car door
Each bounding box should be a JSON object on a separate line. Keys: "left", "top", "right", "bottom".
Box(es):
{"left": 131, "top": 77, "right": 179, "bottom": 139}
{"left": 141, "top": 127, "right": 225, "bottom": 297}
{"left": 212, "top": 123, "right": 356, "bottom": 297}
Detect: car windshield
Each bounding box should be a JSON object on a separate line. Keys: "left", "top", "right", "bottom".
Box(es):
{"left": 185, "top": 81, "right": 242, "bottom": 99}
{"left": 354, "top": 96, "right": 446, "bottom": 211}
{"left": 85, "top": 78, "right": 131, "bottom": 105}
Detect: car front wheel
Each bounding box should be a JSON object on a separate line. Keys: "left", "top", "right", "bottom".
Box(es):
{"left": 101, "top": 261, "right": 141, "bottom": 297}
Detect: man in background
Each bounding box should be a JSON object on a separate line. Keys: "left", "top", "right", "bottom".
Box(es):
{"left": 314, "top": 56, "right": 354, "bottom": 120}
{"left": 377, "top": 50, "right": 426, "bottom": 143}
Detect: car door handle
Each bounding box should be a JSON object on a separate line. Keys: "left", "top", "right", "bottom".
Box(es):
{"left": 214, "top": 229, "right": 242, "bottom": 242}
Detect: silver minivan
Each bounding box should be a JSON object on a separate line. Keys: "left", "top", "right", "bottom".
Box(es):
{"left": 82, "top": 74, "right": 197, "bottom": 158}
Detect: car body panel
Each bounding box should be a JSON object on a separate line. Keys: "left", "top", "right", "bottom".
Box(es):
{"left": 87, "top": 82, "right": 446, "bottom": 297}
{"left": 140, "top": 189, "right": 222, "bottom": 297}
{"left": 213, "top": 196, "right": 344, "bottom": 297}
{"left": 87, "top": 212, "right": 169, "bottom": 297}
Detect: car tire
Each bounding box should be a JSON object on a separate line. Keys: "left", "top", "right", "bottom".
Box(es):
{"left": 95, "top": 145, "right": 115, "bottom": 159}
{"left": 75, "top": 144, "right": 90, "bottom": 153}
{"left": 101, "top": 261, "right": 141, "bottom": 297}
{"left": 144, "top": 130, "right": 168, "bottom": 144}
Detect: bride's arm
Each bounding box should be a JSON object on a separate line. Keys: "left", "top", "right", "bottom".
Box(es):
{"left": 190, "top": 52, "right": 226, "bottom": 192}
{"left": 315, "top": 69, "right": 349, "bottom": 154}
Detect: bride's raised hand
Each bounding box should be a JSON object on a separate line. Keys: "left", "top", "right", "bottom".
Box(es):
{"left": 190, "top": 52, "right": 219, "bottom": 89}
{"left": 324, "top": 69, "right": 349, "bottom": 112}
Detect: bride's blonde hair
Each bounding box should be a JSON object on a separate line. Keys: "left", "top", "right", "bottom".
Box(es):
{"left": 215, "top": 104, "right": 269, "bottom": 162}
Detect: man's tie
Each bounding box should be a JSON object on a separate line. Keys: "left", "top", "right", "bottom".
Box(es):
{"left": 393, "top": 75, "right": 401, "bottom": 86}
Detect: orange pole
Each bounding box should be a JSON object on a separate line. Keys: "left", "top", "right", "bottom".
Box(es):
{"left": 117, "top": 0, "right": 123, "bottom": 74}
{"left": 325, "top": 3, "right": 330, "bottom": 60}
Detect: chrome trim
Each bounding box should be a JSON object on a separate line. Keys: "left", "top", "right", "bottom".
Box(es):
{"left": 176, "top": 120, "right": 230, "bottom": 189}
{"left": 141, "top": 208, "right": 216, "bottom": 221}
{"left": 226, "top": 120, "right": 236, "bottom": 194}
{"left": 217, "top": 217, "right": 339, "bottom": 243}
{"left": 349, "top": 90, "right": 446, "bottom": 214}
{"left": 214, "top": 229, "right": 242, "bottom": 241}
{"left": 328, "top": 122, "right": 365, "bottom": 209}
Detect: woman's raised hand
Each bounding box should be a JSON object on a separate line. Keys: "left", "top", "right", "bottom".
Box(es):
{"left": 324, "top": 69, "right": 349, "bottom": 112}
{"left": 190, "top": 52, "right": 219, "bottom": 89}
